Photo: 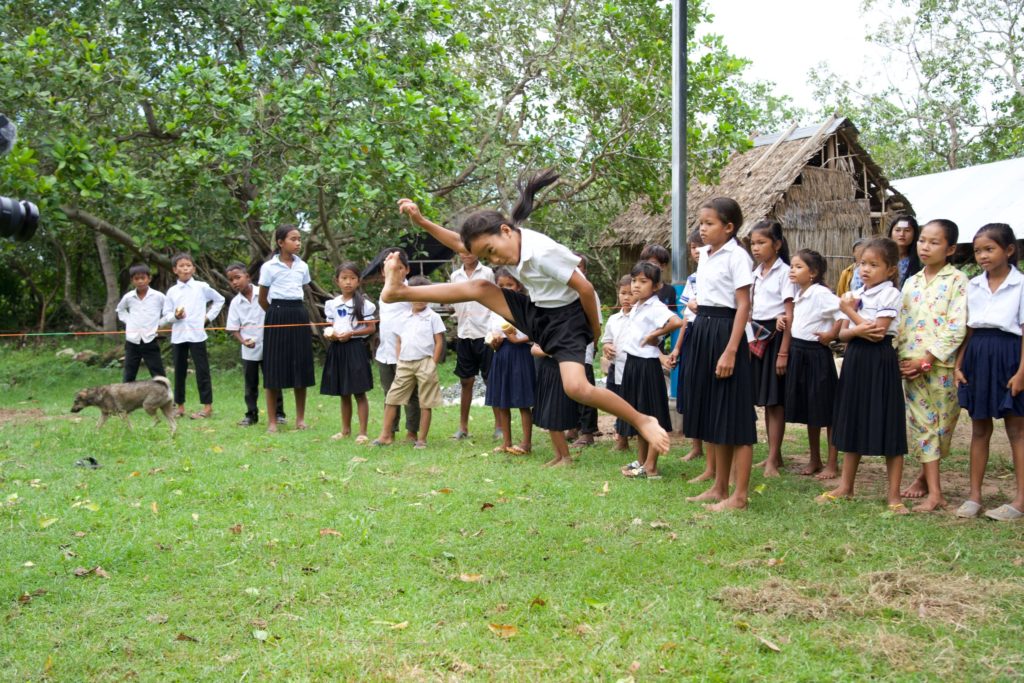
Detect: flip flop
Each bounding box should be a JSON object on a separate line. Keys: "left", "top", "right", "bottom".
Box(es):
{"left": 815, "top": 493, "right": 841, "bottom": 505}
{"left": 369, "top": 439, "right": 391, "bottom": 448}
{"left": 983, "top": 504, "right": 1023, "bottom": 522}
{"left": 330, "top": 432, "right": 348, "bottom": 441}
{"left": 413, "top": 440, "right": 428, "bottom": 450}
{"left": 505, "top": 445, "right": 529, "bottom": 456}
{"left": 190, "top": 411, "right": 212, "bottom": 420}
{"left": 451, "top": 430, "right": 470, "bottom": 440}
{"left": 354, "top": 435, "right": 369, "bottom": 445}
{"left": 955, "top": 500, "right": 983, "bottom": 518}
{"left": 623, "top": 465, "right": 660, "bottom": 480}
{"left": 887, "top": 503, "right": 910, "bottom": 515}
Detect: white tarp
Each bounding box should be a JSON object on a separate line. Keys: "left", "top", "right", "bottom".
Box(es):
{"left": 893, "top": 156, "right": 1024, "bottom": 243}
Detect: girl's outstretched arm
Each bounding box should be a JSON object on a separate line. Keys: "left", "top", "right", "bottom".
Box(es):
{"left": 567, "top": 270, "right": 601, "bottom": 341}
{"left": 397, "top": 199, "right": 468, "bottom": 255}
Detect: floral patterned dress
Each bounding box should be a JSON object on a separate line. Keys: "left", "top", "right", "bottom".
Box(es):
{"left": 896, "top": 265, "right": 969, "bottom": 463}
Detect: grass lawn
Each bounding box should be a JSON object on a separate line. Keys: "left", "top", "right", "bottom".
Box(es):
{"left": 2, "top": 343, "right": 1023, "bottom": 681}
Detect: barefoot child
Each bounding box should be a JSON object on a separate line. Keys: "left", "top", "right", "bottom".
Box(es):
{"left": 601, "top": 275, "right": 634, "bottom": 451}
{"left": 669, "top": 231, "right": 706, "bottom": 474}
{"left": 785, "top": 250, "right": 841, "bottom": 478}
{"left": 896, "top": 220, "right": 967, "bottom": 513}
{"left": 682, "top": 198, "right": 757, "bottom": 511}
{"left": 485, "top": 268, "right": 534, "bottom": 455}
{"left": 531, "top": 343, "right": 578, "bottom": 467}
{"left": 321, "top": 262, "right": 377, "bottom": 443}
{"left": 372, "top": 277, "right": 445, "bottom": 449}
{"left": 748, "top": 220, "right": 794, "bottom": 477}
{"left": 386, "top": 169, "right": 671, "bottom": 454}
{"left": 954, "top": 223, "right": 1024, "bottom": 521}
{"left": 820, "top": 238, "right": 908, "bottom": 513}
{"left": 116, "top": 264, "right": 167, "bottom": 383}
{"left": 620, "top": 262, "right": 683, "bottom": 479}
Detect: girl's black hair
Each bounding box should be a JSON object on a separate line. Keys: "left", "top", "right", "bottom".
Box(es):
{"left": 793, "top": 249, "right": 827, "bottom": 286}
{"left": 749, "top": 219, "right": 791, "bottom": 264}
{"left": 687, "top": 229, "right": 704, "bottom": 247}
{"left": 640, "top": 244, "right": 670, "bottom": 265}
{"left": 494, "top": 266, "right": 522, "bottom": 288}
{"left": 921, "top": 219, "right": 959, "bottom": 256}
{"left": 408, "top": 275, "right": 431, "bottom": 287}
{"left": 700, "top": 197, "right": 744, "bottom": 242}
{"left": 459, "top": 168, "right": 560, "bottom": 251}
{"left": 887, "top": 214, "right": 921, "bottom": 283}
{"left": 974, "top": 223, "right": 1018, "bottom": 265}
{"left": 335, "top": 261, "right": 368, "bottom": 322}
{"left": 862, "top": 237, "right": 901, "bottom": 286}
{"left": 629, "top": 260, "right": 662, "bottom": 286}
{"left": 271, "top": 224, "right": 300, "bottom": 256}
{"left": 618, "top": 274, "right": 633, "bottom": 288}
{"left": 362, "top": 247, "right": 410, "bottom": 280}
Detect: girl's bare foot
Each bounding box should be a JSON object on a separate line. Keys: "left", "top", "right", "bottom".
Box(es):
{"left": 753, "top": 459, "right": 767, "bottom": 468}
{"left": 517, "top": 442, "right": 532, "bottom": 453}
{"left": 705, "top": 496, "right": 748, "bottom": 512}
{"left": 901, "top": 474, "right": 929, "bottom": 499}
{"left": 913, "top": 496, "right": 947, "bottom": 513}
{"left": 295, "top": 421, "right": 309, "bottom": 431}
{"left": 379, "top": 253, "right": 407, "bottom": 303}
{"left": 681, "top": 449, "right": 702, "bottom": 462}
{"left": 544, "top": 456, "right": 572, "bottom": 467}
{"left": 763, "top": 464, "right": 781, "bottom": 478}
{"left": 267, "top": 424, "right": 278, "bottom": 434}
{"left": 637, "top": 416, "right": 670, "bottom": 454}
{"left": 688, "top": 470, "right": 714, "bottom": 483}
{"left": 686, "top": 488, "right": 721, "bottom": 503}
{"left": 815, "top": 488, "right": 851, "bottom": 504}
{"left": 331, "top": 432, "right": 350, "bottom": 441}
{"left": 799, "top": 461, "right": 823, "bottom": 476}
{"left": 815, "top": 467, "right": 839, "bottom": 480}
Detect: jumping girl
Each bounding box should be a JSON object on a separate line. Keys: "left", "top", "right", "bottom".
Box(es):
{"left": 820, "top": 238, "right": 908, "bottom": 513}
{"left": 382, "top": 169, "right": 671, "bottom": 454}
{"left": 954, "top": 223, "right": 1024, "bottom": 521}
{"left": 258, "top": 225, "right": 315, "bottom": 432}
{"left": 888, "top": 215, "right": 922, "bottom": 288}
{"left": 748, "top": 220, "right": 794, "bottom": 477}
{"left": 785, "top": 249, "right": 841, "bottom": 479}
{"left": 682, "top": 197, "right": 757, "bottom": 511}
{"left": 485, "top": 268, "right": 534, "bottom": 456}
{"left": 321, "top": 262, "right": 377, "bottom": 444}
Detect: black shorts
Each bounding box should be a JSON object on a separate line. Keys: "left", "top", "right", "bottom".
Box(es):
{"left": 501, "top": 289, "right": 592, "bottom": 364}
{"left": 454, "top": 337, "right": 493, "bottom": 380}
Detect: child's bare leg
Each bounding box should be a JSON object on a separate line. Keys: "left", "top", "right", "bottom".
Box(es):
{"left": 641, "top": 437, "right": 660, "bottom": 476}
{"left": 615, "top": 434, "right": 630, "bottom": 451}
{"left": 914, "top": 459, "right": 947, "bottom": 512}
{"left": 545, "top": 430, "right": 572, "bottom": 467}
{"left": 381, "top": 262, "right": 516, "bottom": 321}
{"left": 417, "top": 408, "right": 432, "bottom": 444}
{"left": 815, "top": 428, "right": 840, "bottom": 480}
{"left": 339, "top": 395, "right": 352, "bottom": 437}
{"left": 375, "top": 404, "right": 398, "bottom": 444}
{"left": 801, "top": 426, "right": 824, "bottom": 475}
{"left": 818, "top": 453, "right": 859, "bottom": 501}
{"left": 265, "top": 389, "right": 279, "bottom": 432}
{"left": 681, "top": 438, "right": 703, "bottom": 461}
{"left": 558, "top": 362, "right": 670, "bottom": 454}
{"left": 495, "top": 408, "right": 512, "bottom": 451}
{"left": 688, "top": 440, "right": 715, "bottom": 483}
{"left": 884, "top": 456, "right": 907, "bottom": 513}
{"left": 966, "top": 418, "right": 993, "bottom": 504}
{"left": 518, "top": 408, "right": 533, "bottom": 451}
{"left": 687, "top": 443, "right": 726, "bottom": 501}
{"left": 762, "top": 406, "right": 785, "bottom": 476}
{"left": 1004, "top": 416, "right": 1024, "bottom": 511}
{"left": 707, "top": 444, "right": 752, "bottom": 511}
{"left": 355, "top": 393, "right": 369, "bottom": 437}
{"left": 294, "top": 387, "right": 307, "bottom": 428}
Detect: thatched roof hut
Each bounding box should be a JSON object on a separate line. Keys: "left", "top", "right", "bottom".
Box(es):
{"left": 601, "top": 115, "right": 913, "bottom": 286}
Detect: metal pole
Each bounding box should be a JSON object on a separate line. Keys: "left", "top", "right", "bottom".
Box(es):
{"left": 670, "top": 0, "right": 687, "bottom": 283}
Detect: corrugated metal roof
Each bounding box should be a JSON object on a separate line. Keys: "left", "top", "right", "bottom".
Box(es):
{"left": 893, "top": 156, "right": 1024, "bottom": 243}
{"left": 753, "top": 118, "right": 847, "bottom": 147}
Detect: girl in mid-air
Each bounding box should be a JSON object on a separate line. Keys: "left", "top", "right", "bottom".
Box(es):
{"left": 382, "top": 169, "right": 671, "bottom": 454}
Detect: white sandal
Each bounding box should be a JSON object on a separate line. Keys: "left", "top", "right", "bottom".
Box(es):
{"left": 983, "top": 504, "right": 1023, "bottom": 522}
{"left": 955, "top": 500, "right": 983, "bottom": 518}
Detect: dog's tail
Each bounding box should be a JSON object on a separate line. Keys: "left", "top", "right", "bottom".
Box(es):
{"left": 152, "top": 376, "right": 172, "bottom": 398}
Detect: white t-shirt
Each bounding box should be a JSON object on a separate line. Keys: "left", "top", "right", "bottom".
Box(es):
{"left": 226, "top": 286, "right": 267, "bottom": 361}
{"left": 838, "top": 281, "right": 902, "bottom": 335}
{"left": 451, "top": 264, "right": 495, "bottom": 338}
{"left": 601, "top": 310, "right": 631, "bottom": 380}
{"left": 695, "top": 239, "right": 754, "bottom": 309}
{"left": 161, "top": 278, "right": 225, "bottom": 344}
{"left": 324, "top": 294, "right": 377, "bottom": 335}
{"left": 509, "top": 228, "right": 582, "bottom": 308}
{"left": 791, "top": 284, "right": 840, "bottom": 342}
{"left": 116, "top": 288, "right": 166, "bottom": 344}
{"left": 621, "top": 296, "right": 675, "bottom": 359}
{"left": 752, "top": 258, "right": 795, "bottom": 321}
{"left": 258, "top": 254, "right": 310, "bottom": 301}
{"left": 679, "top": 274, "right": 698, "bottom": 322}
{"left": 396, "top": 308, "right": 446, "bottom": 361}
{"left": 375, "top": 281, "right": 411, "bottom": 365}
{"left": 966, "top": 268, "right": 1024, "bottom": 335}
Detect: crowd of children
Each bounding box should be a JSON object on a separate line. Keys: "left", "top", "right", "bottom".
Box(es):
{"left": 112, "top": 181, "right": 1024, "bottom": 521}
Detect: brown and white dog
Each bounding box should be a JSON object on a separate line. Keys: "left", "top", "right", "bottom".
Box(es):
{"left": 71, "top": 376, "right": 177, "bottom": 435}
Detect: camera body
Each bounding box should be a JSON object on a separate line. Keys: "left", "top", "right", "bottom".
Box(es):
{"left": 1, "top": 113, "right": 40, "bottom": 241}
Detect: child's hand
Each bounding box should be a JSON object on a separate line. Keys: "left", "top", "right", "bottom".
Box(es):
{"left": 838, "top": 294, "right": 859, "bottom": 316}
{"left": 667, "top": 349, "right": 679, "bottom": 366}
{"left": 954, "top": 367, "right": 968, "bottom": 388}
{"left": 174, "top": 306, "right": 185, "bottom": 320}
{"left": 337, "top": 331, "right": 353, "bottom": 342}
{"left": 815, "top": 330, "right": 835, "bottom": 346}
{"left": 603, "top": 343, "right": 616, "bottom": 360}
{"left": 851, "top": 321, "right": 885, "bottom": 342}
{"left": 775, "top": 352, "right": 788, "bottom": 376}
{"left": 659, "top": 354, "right": 674, "bottom": 372}
{"left": 243, "top": 337, "right": 256, "bottom": 349}
{"left": 1008, "top": 371, "right": 1024, "bottom": 397}
{"left": 899, "top": 359, "right": 919, "bottom": 379}
{"left": 687, "top": 298, "right": 698, "bottom": 313}
{"left": 641, "top": 333, "right": 660, "bottom": 347}
{"left": 715, "top": 348, "right": 736, "bottom": 378}
{"left": 397, "top": 198, "right": 424, "bottom": 224}
{"left": 775, "top": 314, "right": 789, "bottom": 332}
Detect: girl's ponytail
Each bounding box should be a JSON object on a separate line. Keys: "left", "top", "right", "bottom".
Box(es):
{"left": 511, "top": 168, "right": 560, "bottom": 226}
{"left": 460, "top": 168, "right": 560, "bottom": 251}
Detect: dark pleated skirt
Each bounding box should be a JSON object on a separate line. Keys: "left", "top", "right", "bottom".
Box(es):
{"left": 832, "top": 336, "right": 907, "bottom": 456}
{"left": 533, "top": 356, "right": 579, "bottom": 431}
{"left": 675, "top": 321, "right": 695, "bottom": 414}
{"left": 485, "top": 342, "right": 535, "bottom": 409}
{"left": 751, "top": 318, "right": 785, "bottom": 407}
{"left": 619, "top": 354, "right": 672, "bottom": 437}
{"left": 263, "top": 300, "right": 315, "bottom": 390}
{"left": 957, "top": 328, "right": 1024, "bottom": 419}
{"left": 681, "top": 307, "right": 756, "bottom": 445}
{"left": 784, "top": 338, "right": 837, "bottom": 427}
{"left": 320, "top": 339, "right": 373, "bottom": 396}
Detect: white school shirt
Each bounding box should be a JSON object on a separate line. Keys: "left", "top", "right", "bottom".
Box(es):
{"left": 621, "top": 295, "right": 675, "bottom": 359}
{"left": 751, "top": 258, "right": 795, "bottom": 321}
{"left": 226, "top": 286, "right": 267, "bottom": 362}
{"left": 695, "top": 239, "right": 754, "bottom": 308}
{"left": 395, "top": 308, "right": 446, "bottom": 361}
{"left": 161, "top": 278, "right": 225, "bottom": 344}
{"left": 324, "top": 294, "right": 377, "bottom": 336}
{"left": 678, "top": 273, "right": 698, "bottom": 322}
{"left": 258, "top": 254, "right": 310, "bottom": 301}
{"left": 509, "top": 228, "right": 582, "bottom": 308}
{"left": 601, "top": 310, "right": 631, "bottom": 379}
{"left": 838, "top": 281, "right": 902, "bottom": 335}
{"left": 375, "top": 281, "right": 411, "bottom": 364}
{"left": 583, "top": 293, "right": 603, "bottom": 365}
{"left": 116, "top": 288, "right": 166, "bottom": 344}
{"left": 450, "top": 264, "right": 495, "bottom": 339}
{"left": 791, "top": 284, "right": 841, "bottom": 342}
{"left": 966, "top": 268, "right": 1024, "bottom": 335}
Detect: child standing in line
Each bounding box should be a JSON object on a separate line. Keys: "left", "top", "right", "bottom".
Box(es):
{"left": 619, "top": 262, "right": 683, "bottom": 479}
{"left": 896, "top": 220, "right": 968, "bottom": 513}
{"left": 836, "top": 238, "right": 867, "bottom": 297}
{"left": 954, "top": 223, "right": 1024, "bottom": 521}
{"left": 889, "top": 215, "right": 922, "bottom": 288}
{"left": 601, "top": 275, "right": 634, "bottom": 451}
{"left": 225, "top": 263, "right": 285, "bottom": 427}
{"left": 785, "top": 250, "right": 841, "bottom": 478}
{"left": 385, "top": 169, "right": 670, "bottom": 454}
{"left": 321, "top": 262, "right": 377, "bottom": 443}
{"left": 531, "top": 343, "right": 579, "bottom": 467}
{"left": 372, "top": 277, "right": 445, "bottom": 449}
{"left": 485, "top": 268, "right": 534, "bottom": 455}
{"left": 748, "top": 220, "right": 794, "bottom": 478}
{"left": 669, "top": 230, "right": 706, "bottom": 472}
{"left": 568, "top": 252, "right": 601, "bottom": 448}
{"left": 450, "top": 252, "right": 497, "bottom": 441}
{"left": 819, "top": 238, "right": 908, "bottom": 513}
{"left": 116, "top": 264, "right": 167, "bottom": 383}
{"left": 258, "top": 225, "right": 316, "bottom": 432}
{"left": 682, "top": 198, "right": 757, "bottom": 511}
{"left": 161, "top": 253, "right": 225, "bottom": 419}
{"left": 370, "top": 248, "right": 420, "bottom": 444}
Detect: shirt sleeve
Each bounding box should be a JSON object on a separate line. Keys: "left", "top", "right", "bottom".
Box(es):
{"left": 535, "top": 243, "right": 581, "bottom": 286}
{"left": 159, "top": 288, "right": 177, "bottom": 325}
{"left": 362, "top": 300, "right": 377, "bottom": 320}
{"left": 431, "top": 312, "right": 447, "bottom": 336}
{"left": 257, "top": 263, "right": 273, "bottom": 288}
{"left": 300, "top": 262, "right": 311, "bottom": 286}
{"left": 324, "top": 300, "right": 337, "bottom": 323}
{"left": 116, "top": 293, "right": 131, "bottom": 325}
{"left": 225, "top": 300, "right": 241, "bottom": 332}
{"left": 929, "top": 273, "right": 969, "bottom": 363}
{"left": 732, "top": 251, "right": 754, "bottom": 290}
{"left": 205, "top": 284, "right": 226, "bottom": 320}
{"left": 601, "top": 316, "right": 616, "bottom": 344}
{"left": 876, "top": 286, "right": 902, "bottom": 318}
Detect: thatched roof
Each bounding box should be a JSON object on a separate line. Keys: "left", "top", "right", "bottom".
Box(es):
{"left": 601, "top": 115, "right": 912, "bottom": 247}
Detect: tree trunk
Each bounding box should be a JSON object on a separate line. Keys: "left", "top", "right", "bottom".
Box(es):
{"left": 95, "top": 232, "right": 120, "bottom": 331}
{"left": 51, "top": 238, "right": 101, "bottom": 332}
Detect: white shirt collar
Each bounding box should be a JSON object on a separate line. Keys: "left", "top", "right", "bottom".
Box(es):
{"left": 970, "top": 267, "right": 1023, "bottom": 292}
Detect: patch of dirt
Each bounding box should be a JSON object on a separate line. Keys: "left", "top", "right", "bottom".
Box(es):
{"left": 0, "top": 408, "right": 46, "bottom": 426}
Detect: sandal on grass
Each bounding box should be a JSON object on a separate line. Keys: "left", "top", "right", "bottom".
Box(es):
{"left": 887, "top": 503, "right": 910, "bottom": 515}
{"left": 354, "top": 435, "right": 369, "bottom": 445}
{"left": 369, "top": 439, "right": 391, "bottom": 448}
{"left": 330, "top": 432, "right": 349, "bottom": 441}
{"left": 983, "top": 503, "right": 1023, "bottom": 522}
{"left": 955, "top": 500, "right": 983, "bottom": 518}
{"left": 413, "top": 440, "right": 428, "bottom": 450}
{"left": 815, "top": 493, "right": 844, "bottom": 505}
{"left": 505, "top": 445, "right": 529, "bottom": 456}
{"left": 621, "top": 460, "right": 641, "bottom": 472}
{"left": 190, "top": 411, "right": 212, "bottom": 420}
{"left": 623, "top": 466, "right": 660, "bottom": 480}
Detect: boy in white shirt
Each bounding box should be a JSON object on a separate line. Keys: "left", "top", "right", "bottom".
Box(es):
{"left": 372, "top": 277, "right": 446, "bottom": 449}
{"left": 116, "top": 263, "right": 167, "bottom": 383}
{"left": 225, "top": 263, "right": 285, "bottom": 427}
{"left": 450, "top": 253, "right": 498, "bottom": 440}
{"left": 160, "top": 252, "right": 225, "bottom": 419}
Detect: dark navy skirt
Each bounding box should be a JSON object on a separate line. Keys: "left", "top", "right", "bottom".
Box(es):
{"left": 784, "top": 338, "right": 837, "bottom": 428}
{"left": 681, "top": 306, "right": 756, "bottom": 445}
{"left": 533, "top": 356, "right": 579, "bottom": 431}
{"left": 832, "top": 336, "right": 906, "bottom": 456}
{"left": 320, "top": 339, "right": 373, "bottom": 396}
{"left": 263, "top": 300, "right": 315, "bottom": 390}
{"left": 485, "top": 341, "right": 535, "bottom": 409}
{"left": 675, "top": 321, "right": 695, "bottom": 414}
{"left": 619, "top": 354, "right": 672, "bottom": 437}
{"left": 751, "top": 318, "right": 785, "bottom": 407}
{"left": 957, "top": 328, "right": 1024, "bottom": 419}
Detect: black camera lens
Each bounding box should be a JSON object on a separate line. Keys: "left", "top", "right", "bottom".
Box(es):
{"left": 0, "top": 196, "right": 39, "bottom": 241}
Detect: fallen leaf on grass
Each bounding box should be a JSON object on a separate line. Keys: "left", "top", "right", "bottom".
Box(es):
{"left": 128, "top": 471, "right": 140, "bottom": 478}
{"left": 766, "top": 558, "right": 784, "bottom": 567}
{"left": 437, "top": 488, "right": 453, "bottom": 495}
{"left": 22, "top": 561, "right": 35, "bottom": 568}
{"left": 530, "top": 597, "right": 547, "bottom": 608}
{"left": 659, "top": 641, "right": 678, "bottom": 652}
{"left": 754, "top": 483, "right": 767, "bottom": 494}
{"left": 191, "top": 513, "right": 199, "bottom": 522}
{"left": 480, "top": 502, "right": 494, "bottom": 511}
{"left": 584, "top": 598, "right": 607, "bottom": 609}
{"left": 319, "top": 528, "right": 341, "bottom": 537}
{"left": 649, "top": 520, "right": 671, "bottom": 529}
{"left": 667, "top": 533, "right": 678, "bottom": 542}
{"left": 18, "top": 589, "right": 46, "bottom": 604}
{"left": 72, "top": 566, "right": 110, "bottom": 579}
{"left": 458, "top": 573, "right": 483, "bottom": 583}
{"left": 239, "top": 463, "right": 250, "bottom": 471}
{"left": 244, "top": 587, "right": 260, "bottom": 596}
{"left": 350, "top": 456, "right": 367, "bottom": 464}
{"left": 756, "top": 635, "right": 782, "bottom": 652}
{"left": 175, "top": 633, "right": 198, "bottom": 642}
{"left": 252, "top": 630, "right": 268, "bottom": 641}
{"left": 250, "top": 619, "right": 268, "bottom": 629}
{"left": 146, "top": 614, "right": 168, "bottom": 624}
{"left": 1013, "top": 557, "right": 1024, "bottom": 567}
{"left": 150, "top": 501, "right": 159, "bottom": 515}
{"left": 596, "top": 481, "right": 610, "bottom": 497}
{"left": 148, "top": 467, "right": 165, "bottom": 475}
{"left": 301, "top": 566, "right": 319, "bottom": 574}
{"left": 574, "top": 623, "right": 594, "bottom": 636}
{"left": 73, "top": 531, "right": 87, "bottom": 538}
{"left": 43, "top": 655, "right": 53, "bottom": 674}
{"left": 487, "top": 623, "right": 517, "bottom": 639}
{"left": 211, "top": 445, "right": 223, "bottom": 454}
{"left": 229, "top": 524, "right": 243, "bottom": 534}
{"left": 390, "top": 621, "right": 409, "bottom": 630}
